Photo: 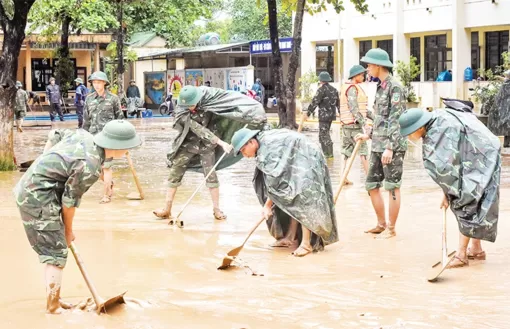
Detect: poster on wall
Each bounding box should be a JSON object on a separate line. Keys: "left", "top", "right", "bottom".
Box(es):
{"left": 204, "top": 69, "right": 226, "bottom": 89}
{"left": 226, "top": 68, "right": 248, "bottom": 91}
{"left": 185, "top": 69, "right": 204, "bottom": 86}
{"left": 144, "top": 71, "right": 167, "bottom": 107}
{"left": 167, "top": 70, "right": 184, "bottom": 100}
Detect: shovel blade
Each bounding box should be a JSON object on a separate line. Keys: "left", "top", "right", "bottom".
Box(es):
{"left": 217, "top": 256, "right": 236, "bottom": 270}
{"left": 20, "top": 160, "right": 35, "bottom": 168}
{"left": 126, "top": 192, "right": 143, "bottom": 200}
{"left": 97, "top": 292, "right": 127, "bottom": 314}
{"left": 427, "top": 254, "right": 456, "bottom": 282}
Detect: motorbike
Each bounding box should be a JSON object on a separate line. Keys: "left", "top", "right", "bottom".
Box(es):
{"left": 159, "top": 94, "right": 175, "bottom": 116}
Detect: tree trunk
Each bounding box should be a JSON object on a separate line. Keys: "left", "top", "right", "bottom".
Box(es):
{"left": 266, "top": 0, "right": 287, "bottom": 127}
{"left": 285, "top": 0, "right": 305, "bottom": 129}
{"left": 116, "top": 0, "right": 125, "bottom": 98}
{"left": 55, "top": 14, "right": 73, "bottom": 97}
{"left": 0, "top": 1, "right": 36, "bottom": 170}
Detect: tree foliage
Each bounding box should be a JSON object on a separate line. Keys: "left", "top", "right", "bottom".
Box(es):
{"left": 228, "top": 0, "right": 292, "bottom": 41}
{"left": 395, "top": 56, "right": 420, "bottom": 102}
{"left": 124, "top": 0, "right": 221, "bottom": 47}
{"left": 28, "top": 0, "right": 118, "bottom": 36}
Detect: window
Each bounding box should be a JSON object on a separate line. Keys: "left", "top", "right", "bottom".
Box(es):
{"left": 316, "top": 44, "right": 335, "bottom": 81}
{"left": 424, "top": 34, "right": 452, "bottom": 81}
{"left": 485, "top": 31, "right": 509, "bottom": 72}
{"left": 376, "top": 39, "right": 393, "bottom": 63}
{"left": 410, "top": 37, "right": 421, "bottom": 81}
{"left": 76, "top": 67, "right": 87, "bottom": 87}
{"left": 471, "top": 32, "right": 480, "bottom": 79}
{"left": 359, "top": 40, "right": 372, "bottom": 68}
{"left": 31, "top": 58, "right": 53, "bottom": 92}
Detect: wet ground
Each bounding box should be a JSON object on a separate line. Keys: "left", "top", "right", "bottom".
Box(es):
{"left": 1, "top": 117, "right": 510, "bottom": 329}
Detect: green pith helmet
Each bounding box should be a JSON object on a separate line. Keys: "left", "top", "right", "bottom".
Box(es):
{"left": 231, "top": 127, "right": 261, "bottom": 156}
{"left": 348, "top": 65, "right": 367, "bottom": 79}
{"left": 93, "top": 120, "right": 141, "bottom": 150}
{"left": 178, "top": 85, "right": 203, "bottom": 107}
{"left": 88, "top": 71, "right": 110, "bottom": 86}
{"left": 74, "top": 78, "right": 84, "bottom": 84}
{"left": 16, "top": 81, "right": 22, "bottom": 88}
{"left": 360, "top": 48, "right": 393, "bottom": 68}
{"left": 318, "top": 71, "right": 332, "bottom": 82}
{"left": 399, "top": 108, "right": 433, "bottom": 137}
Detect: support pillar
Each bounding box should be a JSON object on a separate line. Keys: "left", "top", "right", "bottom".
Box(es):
{"left": 393, "top": 0, "right": 409, "bottom": 65}
{"left": 94, "top": 43, "right": 100, "bottom": 72}
{"left": 452, "top": 0, "right": 470, "bottom": 99}
{"left": 25, "top": 43, "right": 32, "bottom": 92}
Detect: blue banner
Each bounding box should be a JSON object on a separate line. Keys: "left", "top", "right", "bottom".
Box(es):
{"left": 250, "top": 37, "right": 293, "bottom": 54}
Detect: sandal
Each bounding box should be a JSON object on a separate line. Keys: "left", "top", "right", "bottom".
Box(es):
{"left": 467, "top": 249, "right": 486, "bottom": 260}
{"left": 99, "top": 195, "right": 111, "bottom": 204}
{"left": 292, "top": 245, "right": 313, "bottom": 257}
{"left": 213, "top": 208, "right": 227, "bottom": 221}
{"left": 364, "top": 224, "right": 386, "bottom": 234}
{"left": 447, "top": 256, "right": 469, "bottom": 269}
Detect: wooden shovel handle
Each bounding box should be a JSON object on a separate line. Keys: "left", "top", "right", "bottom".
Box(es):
{"left": 334, "top": 140, "right": 362, "bottom": 203}
{"left": 69, "top": 242, "right": 105, "bottom": 308}
{"left": 241, "top": 216, "right": 267, "bottom": 247}
{"left": 126, "top": 152, "right": 144, "bottom": 200}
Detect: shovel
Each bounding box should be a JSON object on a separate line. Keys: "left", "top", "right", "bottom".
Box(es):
{"left": 427, "top": 208, "right": 456, "bottom": 282}
{"left": 125, "top": 151, "right": 144, "bottom": 200}
{"left": 69, "top": 242, "right": 126, "bottom": 314}
{"left": 334, "top": 139, "right": 362, "bottom": 203}
{"left": 218, "top": 216, "right": 266, "bottom": 270}
{"left": 169, "top": 150, "right": 229, "bottom": 227}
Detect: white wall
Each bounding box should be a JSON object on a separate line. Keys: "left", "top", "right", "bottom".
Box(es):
{"left": 465, "top": 0, "right": 510, "bottom": 27}
{"left": 134, "top": 59, "right": 166, "bottom": 100}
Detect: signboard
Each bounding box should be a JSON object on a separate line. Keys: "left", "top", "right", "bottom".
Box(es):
{"left": 185, "top": 69, "right": 204, "bottom": 86}
{"left": 144, "top": 71, "right": 167, "bottom": 107}
{"left": 167, "top": 70, "right": 184, "bottom": 100}
{"left": 204, "top": 69, "right": 226, "bottom": 89}
{"left": 226, "top": 68, "right": 248, "bottom": 91}
{"left": 249, "top": 37, "right": 293, "bottom": 55}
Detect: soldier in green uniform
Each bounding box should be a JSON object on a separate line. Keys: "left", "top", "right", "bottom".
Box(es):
{"left": 231, "top": 127, "right": 338, "bottom": 257}
{"left": 14, "top": 120, "right": 141, "bottom": 314}
{"left": 301, "top": 71, "right": 340, "bottom": 158}
{"left": 15, "top": 81, "right": 29, "bottom": 133}
{"left": 399, "top": 108, "right": 500, "bottom": 269}
{"left": 83, "top": 71, "right": 123, "bottom": 203}
{"left": 153, "top": 86, "right": 236, "bottom": 221}
{"left": 355, "top": 48, "right": 407, "bottom": 239}
{"left": 339, "top": 65, "right": 370, "bottom": 185}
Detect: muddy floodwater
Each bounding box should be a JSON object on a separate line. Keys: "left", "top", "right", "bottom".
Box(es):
{"left": 2, "top": 118, "right": 510, "bottom": 329}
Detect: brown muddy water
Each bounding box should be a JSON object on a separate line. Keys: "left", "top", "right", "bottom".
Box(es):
{"left": 1, "top": 118, "right": 510, "bottom": 329}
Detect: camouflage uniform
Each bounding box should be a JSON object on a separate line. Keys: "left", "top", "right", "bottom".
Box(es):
{"left": 366, "top": 75, "right": 407, "bottom": 191}
{"left": 307, "top": 83, "right": 340, "bottom": 157}
{"left": 15, "top": 88, "right": 29, "bottom": 119}
{"left": 422, "top": 109, "right": 500, "bottom": 242}
{"left": 168, "top": 109, "right": 220, "bottom": 188}
{"left": 487, "top": 80, "right": 510, "bottom": 147}
{"left": 341, "top": 87, "right": 368, "bottom": 158}
{"left": 83, "top": 91, "right": 123, "bottom": 135}
{"left": 83, "top": 91, "right": 122, "bottom": 169}
{"left": 13, "top": 129, "right": 105, "bottom": 267}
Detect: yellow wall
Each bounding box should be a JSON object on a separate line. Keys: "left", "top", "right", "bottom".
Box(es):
{"left": 17, "top": 49, "right": 92, "bottom": 90}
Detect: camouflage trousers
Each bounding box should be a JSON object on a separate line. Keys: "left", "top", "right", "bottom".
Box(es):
{"left": 319, "top": 121, "right": 334, "bottom": 158}
{"left": 15, "top": 109, "right": 26, "bottom": 119}
{"left": 18, "top": 207, "right": 68, "bottom": 268}
{"left": 341, "top": 125, "right": 368, "bottom": 158}
{"left": 168, "top": 149, "right": 219, "bottom": 188}
{"left": 366, "top": 151, "right": 405, "bottom": 191}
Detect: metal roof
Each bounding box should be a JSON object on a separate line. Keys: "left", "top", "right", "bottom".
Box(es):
{"left": 138, "top": 41, "right": 250, "bottom": 59}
